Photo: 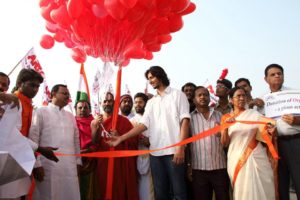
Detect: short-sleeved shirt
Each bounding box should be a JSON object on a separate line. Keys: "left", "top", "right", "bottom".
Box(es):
{"left": 140, "top": 87, "right": 190, "bottom": 156}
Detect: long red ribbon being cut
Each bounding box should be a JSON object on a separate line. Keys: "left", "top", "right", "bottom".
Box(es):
{"left": 56, "top": 120, "right": 278, "bottom": 159}
{"left": 53, "top": 120, "right": 278, "bottom": 200}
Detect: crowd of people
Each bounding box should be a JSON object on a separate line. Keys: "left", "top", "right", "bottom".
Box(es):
{"left": 0, "top": 64, "right": 299, "bottom": 200}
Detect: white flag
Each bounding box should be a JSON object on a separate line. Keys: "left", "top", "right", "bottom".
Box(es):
{"left": 21, "top": 48, "right": 51, "bottom": 105}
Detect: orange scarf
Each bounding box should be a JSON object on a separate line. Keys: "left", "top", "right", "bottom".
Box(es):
{"left": 14, "top": 91, "right": 33, "bottom": 137}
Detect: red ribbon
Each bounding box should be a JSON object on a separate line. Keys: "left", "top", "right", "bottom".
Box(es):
{"left": 56, "top": 120, "right": 276, "bottom": 158}
{"left": 54, "top": 120, "right": 278, "bottom": 200}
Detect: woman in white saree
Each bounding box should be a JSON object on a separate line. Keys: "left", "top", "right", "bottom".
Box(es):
{"left": 221, "top": 87, "right": 277, "bottom": 200}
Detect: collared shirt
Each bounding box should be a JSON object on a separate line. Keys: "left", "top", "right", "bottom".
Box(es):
{"left": 30, "top": 103, "right": 81, "bottom": 167}
{"left": 190, "top": 108, "right": 226, "bottom": 170}
{"left": 140, "top": 86, "right": 190, "bottom": 156}
{"left": 264, "top": 86, "right": 300, "bottom": 136}
{"left": 214, "top": 102, "right": 232, "bottom": 115}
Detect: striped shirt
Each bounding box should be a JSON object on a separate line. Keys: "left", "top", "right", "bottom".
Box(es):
{"left": 190, "top": 108, "right": 226, "bottom": 170}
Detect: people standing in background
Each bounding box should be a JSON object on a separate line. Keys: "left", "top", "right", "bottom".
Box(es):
{"left": 119, "top": 94, "right": 135, "bottom": 119}
{"left": 130, "top": 92, "right": 154, "bottom": 200}
{"left": 75, "top": 100, "right": 94, "bottom": 200}
{"left": 182, "top": 82, "right": 197, "bottom": 112}
{"left": 234, "top": 78, "right": 264, "bottom": 109}
{"left": 215, "top": 79, "right": 232, "bottom": 115}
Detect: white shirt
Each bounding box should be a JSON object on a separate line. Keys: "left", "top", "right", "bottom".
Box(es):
{"left": 140, "top": 87, "right": 190, "bottom": 156}
{"left": 29, "top": 103, "right": 81, "bottom": 200}
{"left": 131, "top": 114, "right": 150, "bottom": 175}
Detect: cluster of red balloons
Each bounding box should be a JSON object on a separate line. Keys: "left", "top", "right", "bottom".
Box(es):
{"left": 39, "top": 0, "right": 196, "bottom": 65}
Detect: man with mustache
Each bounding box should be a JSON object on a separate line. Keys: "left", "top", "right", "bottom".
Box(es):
{"left": 90, "top": 92, "right": 139, "bottom": 200}
{"left": 130, "top": 93, "right": 154, "bottom": 200}
{"left": 29, "top": 84, "right": 81, "bottom": 200}
{"left": 119, "top": 94, "right": 135, "bottom": 119}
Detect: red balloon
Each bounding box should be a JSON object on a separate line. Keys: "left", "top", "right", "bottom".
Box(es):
{"left": 41, "top": 3, "right": 58, "bottom": 23}
{"left": 125, "top": 3, "right": 145, "bottom": 22}
{"left": 179, "top": 2, "right": 196, "bottom": 15}
{"left": 72, "top": 48, "right": 86, "bottom": 63}
{"left": 124, "top": 40, "right": 145, "bottom": 59}
{"left": 39, "top": 0, "right": 195, "bottom": 64}
{"left": 119, "top": 0, "right": 138, "bottom": 9}
{"left": 144, "top": 51, "right": 153, "bottom": 60}
{"left": 104, "top": 0, "right": 129, "bottom": 20}
{"left": 92, "top": 3, "right": 108, "bottom": 18}
{"left": 171, "top": 0, "right": 190, "bottom": 13}
{"left": 50, "top": 5, "right": 72, "bottom": 27}
{"left": 45, "top": 22, "right": 58, "bottom": 33}
{"left": 40, "top": 34, "right": 55, "bottom": 49}
{"left": 53, "top": 30, "right": 65, "bottom": 42}
{"left": 158, "top": 34, "right": 172, "bottom": 44}
{"left": 168, "top": 15, "right": 183, "bottom": 33}
{"left": 138, "top": 0, "right": 155, "bottom": 9}
{"left": 146, "top": 43, "right": 161, "bottom": 52}
{"left": 67, "top": 0, "right": 84, "bottom": 19}
{"left": 64, "top": 39, "right": 75, "bottom": 48}
{"left": 39, "top": 0, "right": 51, "bottom": 7}
{"left": 120, "top": 59, "right": 130, "bottom": 67}
{"left": 87, "top": 0, "right": 103, "bottom": 4}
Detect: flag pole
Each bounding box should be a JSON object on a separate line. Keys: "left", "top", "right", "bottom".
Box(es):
{"left": 7, "top": 47, "right": 34, "bottom": 76}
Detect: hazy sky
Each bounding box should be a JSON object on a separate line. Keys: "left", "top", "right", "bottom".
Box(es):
{"left": 1, "top": 0, "right": 299, "bottom": 105}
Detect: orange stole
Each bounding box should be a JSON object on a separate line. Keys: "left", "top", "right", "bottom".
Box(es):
{"left": 14, "top": 91, "right": 33, "bottom": 137}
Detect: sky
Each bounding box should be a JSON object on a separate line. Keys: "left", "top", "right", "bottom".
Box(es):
{"left": 1, "top": 0, "right": 300, "bottom": 106}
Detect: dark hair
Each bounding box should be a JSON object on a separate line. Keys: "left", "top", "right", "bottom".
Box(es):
{"left": 0, "top": 72, "right": 10, "bottom": 86}
{"left": 145, "top": 66, "right": 170, "bottom": 87}
{"left": 217, "top": 78, "right": 232, "bottom": 90}
{"left": 74, "top": 100, "right": 91, "bottom": 109}
{"left": 234, "top": 78, "right": 251, "bottom": 87}
{"left": 181, "top": 82, "right": 196, "bottom": 92}
{"left": 51, "top": 84, "right": 67, "bottom": 98}
{"left": 15, "top": 69, "right": 43, "bottom": 89}
{"left": 193, "top": 86, "right": 210, "bottom": 98}
{"left": 134, "top": 92, "right": 149, "bottom": 104}
{"left": 228, "top": 87, "right": 246, "bottom": 98}
{"left": 264, "top": 64, "right": 284, "bottom": 77}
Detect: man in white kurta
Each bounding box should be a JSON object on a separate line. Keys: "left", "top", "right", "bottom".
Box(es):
{"left": 29, "top": 84, "right": 81, "bottom": 200}
{"left": 130, "top": 93, "right": 154, "bottom": 200}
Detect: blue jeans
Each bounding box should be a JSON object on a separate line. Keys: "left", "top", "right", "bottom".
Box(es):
{"left": 150, "top": 155, "right": 187, "bottom": 200}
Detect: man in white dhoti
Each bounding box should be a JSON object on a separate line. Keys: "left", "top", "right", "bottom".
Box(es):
{"left": 29, "top": 84, "right": 81, "bottom": 200}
